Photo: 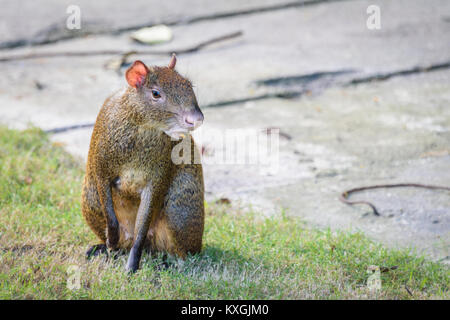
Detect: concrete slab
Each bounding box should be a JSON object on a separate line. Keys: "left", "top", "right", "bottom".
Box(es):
{"left": 1, "top": 0, "right": 449, "bottom": 118}
{"left": 0, "top": 0, "right": 299, "bottom": 46}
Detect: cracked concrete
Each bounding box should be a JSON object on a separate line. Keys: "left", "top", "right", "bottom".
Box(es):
{"left": 0, "top": 0, "right": 449, "bottom": 262}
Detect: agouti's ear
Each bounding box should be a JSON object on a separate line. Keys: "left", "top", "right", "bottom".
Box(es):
{"left": 126, "top": 60, "right": 149, "bottom": 88}
{"left": 168, "top": 54, "right": 176, "bottom": 69}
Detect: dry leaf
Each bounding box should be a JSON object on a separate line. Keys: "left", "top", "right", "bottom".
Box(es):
{"left": 215, "top": 198, "right": 231, "bottom": 205}
{"left": 130, "top": 25, "right": 173, "bottom": 45}
{"left": 52, "top": 141, "right": 66, "bottom": 147}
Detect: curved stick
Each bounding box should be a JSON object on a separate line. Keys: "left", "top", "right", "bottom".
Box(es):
{"left": 339, "top": 183, "right": 450, "bottom": 216}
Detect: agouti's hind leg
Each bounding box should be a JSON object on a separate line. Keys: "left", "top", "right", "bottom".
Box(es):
{"left": 160, "top": 164, "right": 205, "bottom": 257}
{"left": 82, "top": 177, "right": 107, "bottom": 248}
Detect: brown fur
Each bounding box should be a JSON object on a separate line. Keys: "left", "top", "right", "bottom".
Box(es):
{"left": 82, "top": 59, "right": 204, "bottom": 268}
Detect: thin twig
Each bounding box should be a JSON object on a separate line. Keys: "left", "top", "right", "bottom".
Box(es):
{"left": 404, "top": 283, "right": 414, "bottom": 297}
{"left": 339, "top": 183, "right": 450, "bottom": 216}
{"left": 0, "top": 31, "right": 243, "bottom": 62}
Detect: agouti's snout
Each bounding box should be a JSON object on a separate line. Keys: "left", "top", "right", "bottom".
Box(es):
{"left": 184, "top": 110, "right": 204, "bottom": 129}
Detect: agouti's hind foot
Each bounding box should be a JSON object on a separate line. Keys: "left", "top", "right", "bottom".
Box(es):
{"left": 155, "top": 260, "right": 170, "bottom": 271}
{"left": 86, "top": 244, "right": 108, "bottom": 259}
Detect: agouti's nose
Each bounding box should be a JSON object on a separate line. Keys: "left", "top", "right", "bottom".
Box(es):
{"left": 184, "top": 111, "right": 204, "bottom": 129}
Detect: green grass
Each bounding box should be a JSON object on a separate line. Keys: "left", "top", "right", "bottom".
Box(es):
{"left": 0, "top": 126, "right": 448, "bottom": 299}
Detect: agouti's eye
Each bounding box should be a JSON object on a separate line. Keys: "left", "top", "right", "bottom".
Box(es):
{"left": 152, "top": 89, "right": 161, "bottom": 99}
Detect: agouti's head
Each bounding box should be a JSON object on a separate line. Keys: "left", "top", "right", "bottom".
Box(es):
{"left": 125, "top": 55, "right": 204, "bottom": 139}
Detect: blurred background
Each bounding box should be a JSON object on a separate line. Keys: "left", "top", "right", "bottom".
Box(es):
{"left": 0, "top": 0, "right": 449, "bottom": 262}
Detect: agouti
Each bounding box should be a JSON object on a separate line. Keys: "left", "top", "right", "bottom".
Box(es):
{"left": 81, "top": 55, "right": 205, "bottom": 272}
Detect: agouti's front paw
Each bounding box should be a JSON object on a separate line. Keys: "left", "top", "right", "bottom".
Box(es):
{"left": 125, "top": 246, "right": 141, "bottom": 273}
